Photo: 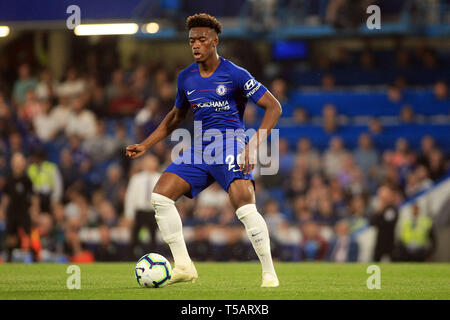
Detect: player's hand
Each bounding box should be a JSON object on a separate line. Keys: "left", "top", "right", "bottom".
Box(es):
{"left": 125, "top": 144, "right": 148, "bottom": 159}
{"left": 238, "top": 145, "right": 256, "bottom": 175}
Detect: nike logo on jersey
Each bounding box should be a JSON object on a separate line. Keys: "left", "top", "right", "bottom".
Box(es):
{"left": 187, "top": 90, "right": 196, "bottom": 95}
{"left": 251, "top": 231, "right": 262, "bottom": 237}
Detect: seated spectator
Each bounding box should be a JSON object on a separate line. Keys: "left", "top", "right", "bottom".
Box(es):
{"left": 399, "top": 105, "right": 415, "bottom": 123}
{"left": 353, "top": 133, "right": 379, "bottom": 176}
{"left": 93, "top": 225, "right": 120, "bottom": 262}
{"left": 322, "top": 103, "right": 339, "bottom": 134}
{"left": 270, "top": 78, "right": 289, "bottom": 105}
{"left": 59, "top": 148, "right": 79, "bottom": 195}
{"left": 33, "top": 100, "right": 57, "bottom": 142}
{"left": 243, "top": 103, "right": 259, "bottom": 128}
{"left": 278, "top": 138, "right": 295, "bottom": 175}
{"left": 57, "top": 67, "right": 86, "bottom": 100}
{"left": 108, "top": 85, "right": 143, "bottom": 117}
{"left": 106, "top": 69, "right": 125, "bottom": 102}
{"left": 314, "top": 198, "right": 338, "bottom": 226}
{"left": 433, "top": 80, "right": 448, "bottom": 100}
{"left": 326, "top": 220, "right": 359, "bottom": 262}
{"left": 263, "top": 199, "right": 286, "bottom": 236}
{"left": 101, "top": 163, "right": 126, "bottom": 211}
{"left": 321, "top": 74, "right": 335, "bottom": 91}
{"left": 428, "top": 148, "right": 446, "bottom": 181}
{"left": 35, "top": 69, "right": 57, "bottom": 102}
{"left": 347, "top": 195, "right": 369, "bottom": 236}
{"left": 417, "top": 135, "right": 435, "bottom": 168}
{"left": 17, "top": 89, "right": 43, "bottom": 124}
{"left": 323, "top": 136, "right": 349, "bottom": 178}
{"left": 295, "top": 138, "right": 321, "bottom": 173}
{"left": 292, "top": 107, "right": 309, "bottom": 124}
{"left": 300, "top": 221, "right": 328, "bottom": 261}
{"left": 405, "top": 165, "right": 433, "bottom": 197}
{"left": 386, "top": 85, "right": 403, "bottom": 104}
{"left": 368, "top": 117, "right": 383, "bottom": 135}
{"left": 82, "top": 119, "right": 116, "bottom": 164}
{"left": 393, "top": 204, "right": 435, "bottom": 262}
{"left": 12, "top": 63, "right": 38, "bottom": 106}
{"left": 66, "top": 97, "right": 98, "bottom": 140}
{"left": 49, "top": 96, "right": 72, "bottom": 135}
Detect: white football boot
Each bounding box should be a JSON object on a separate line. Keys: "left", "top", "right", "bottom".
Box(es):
{"left": 261, "top": 272, "right": 279, "bottom": 287}
{"left": 167, "top": 261, "right": 198, "bottom": 285}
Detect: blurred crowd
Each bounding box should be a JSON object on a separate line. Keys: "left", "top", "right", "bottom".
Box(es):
{"left": 0, "top": 42, "right": 448, "bottom": 264}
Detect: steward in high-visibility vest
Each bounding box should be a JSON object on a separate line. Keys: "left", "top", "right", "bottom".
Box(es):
{"left": 27, "top": 148, "right": 63, "bottom": 213}
{"left": 400, "top": 215, "right": 433, "bottom": 250}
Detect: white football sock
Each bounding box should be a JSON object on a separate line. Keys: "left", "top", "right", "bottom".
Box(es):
{"left": 236, "top": 204, "right": 277, "bottom": 276}
{"left": 151, "top": 192, "right": 192, "bottom": 268}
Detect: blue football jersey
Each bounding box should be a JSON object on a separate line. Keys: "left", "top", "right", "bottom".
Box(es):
{"left": 175, "top": 56, "right": 267, "bottom": 140}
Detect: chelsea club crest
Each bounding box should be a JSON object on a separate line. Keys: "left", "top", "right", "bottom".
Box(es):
{"left": 216, "top": 84, "right": 227, "bottom": 96}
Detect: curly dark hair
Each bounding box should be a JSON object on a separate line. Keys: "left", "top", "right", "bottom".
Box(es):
{"left": 186, "top": 13, "right": 222, "bottom": 34}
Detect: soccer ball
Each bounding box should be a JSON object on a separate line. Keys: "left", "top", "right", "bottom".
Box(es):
{"left": 135, "top": 253, "right": 172, "bottom": 288}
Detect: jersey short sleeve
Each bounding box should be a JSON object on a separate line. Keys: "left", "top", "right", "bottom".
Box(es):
{"left": 174, "top": 72, "right": 190, "bottom": 110}
{"left": 235, "top": 68, "right": 267, "bottom": 104}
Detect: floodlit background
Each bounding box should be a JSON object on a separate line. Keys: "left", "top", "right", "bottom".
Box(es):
{"left": 0, "top": 0, "right": 449, "bottom": 264}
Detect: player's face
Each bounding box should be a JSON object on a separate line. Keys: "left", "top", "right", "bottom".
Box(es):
{"left": 189, "top": 27, "right": 218, "bottom": 62}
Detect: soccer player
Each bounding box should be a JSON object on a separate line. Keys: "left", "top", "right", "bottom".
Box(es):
{"left": 126, "top": 13, "right": 282, "bottom": 287}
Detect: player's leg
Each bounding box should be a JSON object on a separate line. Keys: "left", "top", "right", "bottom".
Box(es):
{"left": 152, "top": 172, "right": 193, "bottom": 270}
{"left": 228, "top": 179, "right": 279, "bottom": 287}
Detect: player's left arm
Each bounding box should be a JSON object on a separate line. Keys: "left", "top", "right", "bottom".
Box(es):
{"left": 239, "top": 90, "right": 282, "bottom": 174}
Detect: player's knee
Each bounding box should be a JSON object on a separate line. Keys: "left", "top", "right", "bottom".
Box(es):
{"left": 151, "top": 192, "right": 175, "bottom": 211}
{"left": 235, "top": 203, "right": 258, "bottom": 220}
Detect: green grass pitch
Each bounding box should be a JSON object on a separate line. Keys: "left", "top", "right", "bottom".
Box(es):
{"left": 0, "top": 262, "right": 449, "bottom": 300}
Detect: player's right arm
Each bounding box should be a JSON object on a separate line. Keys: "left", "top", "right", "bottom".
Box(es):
{"left": 126, "top": 106, "right": 188, "bottom": 159}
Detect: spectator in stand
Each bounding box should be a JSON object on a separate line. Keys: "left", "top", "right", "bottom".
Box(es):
{"left": 59, "top": 149, "right": 79, "bottom": 196}
{"left": 326, "top": 220, "right": 359, "bottom": 262}
{"left": 295, "top": 137, "right": 321, "bottom": 174}
{"left": 300, "top": 221, "right": 328, "bottom": 261}
{"left": 399, "top": 105, "right": 416, "bottom": 124}
{"left": 323, "top": 136, "right": 349, "bottom": 178}
{"left": 278, "top": 138, "right": 295, "bottom": 176}
{"left": 417, "top": 135, "right": 435, "bottom": 168}
{"left": 292, "top": 107, "right": 309, "bottom": 124}
{"left": 17, "top": 90, "right": 43, "bottom": 125}
{"left": 106, "top": 69, "right": 125, "bottom": 102}
{"left": 322, "top": 103, "right": 339, "bottom": 134}
{"left": 353, "top": 133, "right": 379, "bottom": 176}
{"left": 243, "top": 103, "right": 259, "bottom": 128}
{"left": 49, "top": 96, "right": 72, "bottom": 136}
{"left": 12, "top": 64, "right": 38, "bottom": 106}
{"left": 33, "top": 100, "right": 56, "bottom": 142}
{"left": 57, "top": 67, "right": 86, "bottom": 100}
{"left": 433, "top": 80, "right": 448, "bottom": 101}
{"left": 315, "top": 198, "right": 338, "bottom": 226}
{"left": 66, "top": 97, "right": 97, "bottom": 140}
{"left": 405, "top": 164, "right": 433, "bottom": 197}
{"left": 93, "top": 224, "right": 120, "bottom": 261}
{"left": 321, "top": 74, "right": 336, "bottom": 91}
{"left": 428, "top": 148, "right": 447, "bottom": 181}
{"left": 347, "top": 195, "right": 369, "bottom": 236}
{"left": 370, "top": 183, "right": 399, "bottom": 262}
{"left": 35, "top": 69, "right": 57, "bottom": 102}
{"left": 270, "top": 78, "right": 290, "bottom": 108}
{"left": 386, "top": 84, "right": 403, "bottom": 105}
{"left": 368, "top": 117, "right": 383, "bottom": 135}
{"left": 108, "top": 85, "right": 143, "bottom": 117}
{"left": 101, "top": 163, "right": 126, "bottom": 212}
{"left": 82, "top": 119, "right": 116, "bottom": 165}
